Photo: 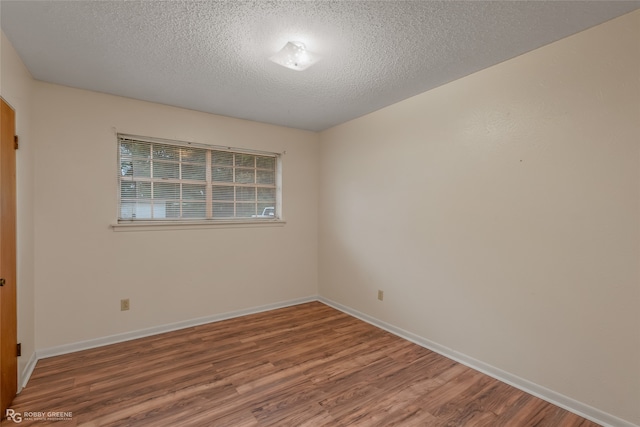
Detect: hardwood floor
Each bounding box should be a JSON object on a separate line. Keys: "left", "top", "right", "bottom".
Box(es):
{"left": 4, "top": 302, "right": 600, "bottom": 426}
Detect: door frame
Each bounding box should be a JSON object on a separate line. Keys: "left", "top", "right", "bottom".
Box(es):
{"left": 0, "top": 96, "right": 18, "bottom": 415}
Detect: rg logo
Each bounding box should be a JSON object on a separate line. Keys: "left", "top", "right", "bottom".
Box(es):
{"left": 5, "top": 409, "right": 22, "bottom": 423}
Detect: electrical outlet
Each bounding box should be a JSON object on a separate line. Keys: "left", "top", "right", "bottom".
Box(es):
{"left": 377, "top": 290, "right": 384, "bottom": 301}
{"left": 120, "top": 299, "right": 130, "bottom": 311}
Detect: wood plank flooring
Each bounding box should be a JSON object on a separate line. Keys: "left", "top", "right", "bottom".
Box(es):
{"left": 4, "top": 302, "right": 600, "bottom": 426}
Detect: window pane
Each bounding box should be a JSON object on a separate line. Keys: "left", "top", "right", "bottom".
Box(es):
{"left": 235, "top": 153, "right": 254, "bottom": 168}
{"left": 236, "top": 203, "right": 256, "bottom": 218}
{"left": 236, "top": 169, "right": 255, "bottom": 184}
{"left": 182, "top": 202, "right": 206, "bottom": 218}
{"left": 119, "top": 142, "right": 133, "bottom": 157}
{"left": 153, "top": 161, "right": 179, "bottom": 179}
{"left": 140, "top": 182, "right": 152, "bottom": 198}
{"left": 212, "top": 150, "right": 233, "bottom": 166}
{"left": 181, "top": 147, "right": 206, "bottom": 163}
{"left": 212, "top": 167, "right": 233, "bottom": 182}
{"left": 257, "top": 187, "right": 275, "bottom": 202}
{"left": 257, "top": 204, "right": 275, "bottom": 217}
{"left": 153, "top": 202, "right": 170, "bottom": 218}
{"left": 120, "top": 181, "right": 136, "bottom": 198}
{"left": 121, "top": 141, "right": 151, "bottom": 158}
{"left": 256, "top": 170, "right": 275, "bottom": 185}
{"left": 256, "top": 156, "right": 275, "bottom": 170}
{"left": 154, "top": 182, "right": 180, "bottom": 199}
{"left": 120, "top": 181, "right": 151, "bottom": 199}
{"left": 213, "top": 203, "right": 234, "bottom": 218}
{"left": 120, "top": 201, "right": 135, "bottom": 219}
{"left": 161, "top": 202, "right": 180, "bottom": 219}
{"left": 212, "top": 185, "right": 234, "bottom": 201}
{"left": 237, "top": 186, "right": 256, "bottom": 201}
{"left": 165, "top": 201, "right": 180, "bottom": 218}
{"left": 182, "top": 163, "right": 206, "bottom": 181}
{"left": 153, "top": 144, "right": 179, "bottom": 161}
{"left": 132, "top": 160, "right": 151, "bottom": 178}
{"left": 121, "top": 201, "right": 152, "bottom": 219}
{"left": 120, "top": 160, "right": 133, "bottom": 177}
{"left": 183, "top": 184, "right": 206, "bottom": 200}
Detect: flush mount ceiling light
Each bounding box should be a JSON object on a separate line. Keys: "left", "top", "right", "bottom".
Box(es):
{"left": 269, "top": 41, "right": 320, "bottom": 71}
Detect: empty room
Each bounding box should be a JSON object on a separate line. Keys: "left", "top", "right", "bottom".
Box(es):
{"left": 0, "top": 1, "right": 638, "bottom": 426}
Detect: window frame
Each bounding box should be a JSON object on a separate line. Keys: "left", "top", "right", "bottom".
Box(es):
{"left": 114, "top": 134, "right": 283, "bottom": 229}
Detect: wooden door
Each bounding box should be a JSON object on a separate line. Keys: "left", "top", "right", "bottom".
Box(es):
{"left": 0, "top": 97, "right": 17, "bottom": 414}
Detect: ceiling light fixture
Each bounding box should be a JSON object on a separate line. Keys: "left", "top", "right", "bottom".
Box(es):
{"left": 269, "top": 41, "right": 319, "bottom": 71}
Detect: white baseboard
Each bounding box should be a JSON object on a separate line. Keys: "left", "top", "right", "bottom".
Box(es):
{"left": 318, "top": 296, "right": 638, "bottom": 427}
{"left": 32, "top": 295, "right": 316, "bottom": 363}
{"left": 23, "top": 295, "right": 637, "bottom": 427}
{"left": 19, "top": 351, "right": 37, "bottom": 392}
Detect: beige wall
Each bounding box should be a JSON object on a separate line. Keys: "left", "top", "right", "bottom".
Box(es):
{"left": 2, "top": 9, "right": 639, "bottom": 426}
{"left": 32, "top": 83, "right": 319, "bottom": 349}
{"left": 0, "top": 31, "right": 36, "bottom": 385}
{"left": 319, "top": 11, "right": 640, "bottom": 425}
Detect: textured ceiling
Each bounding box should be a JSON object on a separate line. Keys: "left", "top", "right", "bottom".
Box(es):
{"left": 1, "top": 1, "right": 638, "bottom": 131}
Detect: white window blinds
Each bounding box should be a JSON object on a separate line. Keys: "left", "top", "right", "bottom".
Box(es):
{"left": 118, "top": 135, "right": 279, "bottom": 221}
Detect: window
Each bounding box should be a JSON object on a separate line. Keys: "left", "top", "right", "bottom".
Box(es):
{"left": 118, "top": 135, "right": 279, "bottom": 222}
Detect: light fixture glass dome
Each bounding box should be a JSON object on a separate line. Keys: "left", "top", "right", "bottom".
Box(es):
{"left": 269, "top": 41, "right": 320, "bottom": 71}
